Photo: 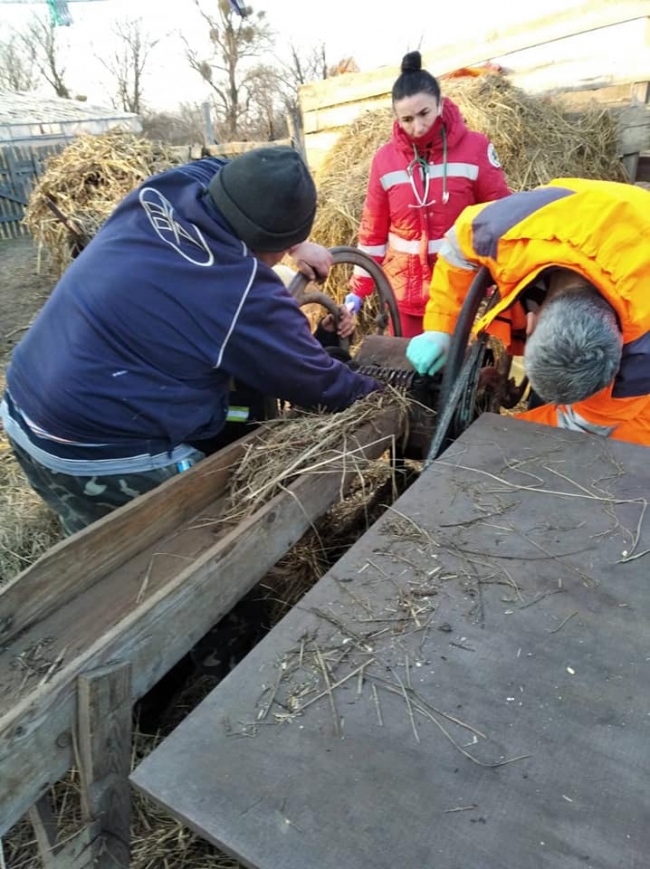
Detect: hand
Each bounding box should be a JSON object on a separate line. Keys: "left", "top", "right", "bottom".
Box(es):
{"left": 289, "top": 242, "right": 333, "bottom": 282}
{"left": 344, "top": 293, "right": 363, "bottom": 315}
{"left": 321, "top": 305, "right": 356, "bottom": 339}
{"left": 406, "top": 331, "right": 451, "bottom": 376}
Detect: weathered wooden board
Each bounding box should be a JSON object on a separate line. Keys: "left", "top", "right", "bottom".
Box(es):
{"left": 300, "top": 6, "right": 650, "bottom": 173}
{"left": 0, "top": 408, "right": 401, "bottom": 836}
{"left": 132, "top": 415, "right": 650, "bottom": 869}
{"left": 300, "top": 2, "right": 650, "bottom": 113}
{"left": 0, "top": 432, "right": 254, "bottom": 646}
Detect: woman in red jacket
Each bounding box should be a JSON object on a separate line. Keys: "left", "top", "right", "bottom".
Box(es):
{"left": 346, "top": 51, "right": 511, "bottom": 338}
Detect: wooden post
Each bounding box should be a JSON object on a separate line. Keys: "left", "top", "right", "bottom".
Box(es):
{"left": 77, "top": 662, "right": 132, "bottom": 869}
{"left": 27, "top": 793, "right": 96, "bottom": 869}
{"left": 622, "top": 151, "right": 641, "bottom": 181}
{"left": 27, "top": 795, "right": 59, "bottom": 868}
{"left": 202, "top": 102, "right": 216, "bottom": 145}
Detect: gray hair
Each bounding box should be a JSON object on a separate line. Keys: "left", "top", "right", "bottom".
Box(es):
{"left": 524, "top": 287, "right": 622, "bottom": 405}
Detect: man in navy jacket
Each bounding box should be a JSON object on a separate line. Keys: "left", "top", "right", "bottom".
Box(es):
{"left": 1, "top": 147, "right": 380, "bottom": 535}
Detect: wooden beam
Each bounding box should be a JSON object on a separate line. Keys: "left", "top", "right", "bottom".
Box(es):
{"left": 302, "top": 97, "right": 391, "bottom": 136}
{"left": 299, "top": 2, "right": 650, "bottom": 112}
{"left": 632, "top": 80, "right": 650, "bottom": 102}
{"left": 28, "top": 795, "right": 98, "bottom": 869}
{"left": 0, "top": 433, "right": 253, "bottom": 647}
{"left": 0, "top": 409, "right": 401, "bottom": 837}
{"left": 613, "top": 103, "right": 650, "bottom": 153}
{"left": 77, "top": 663, "right": 132, "bottom": 869}
{"left": 27, "top": 795, "right": 60, "bottom": 868}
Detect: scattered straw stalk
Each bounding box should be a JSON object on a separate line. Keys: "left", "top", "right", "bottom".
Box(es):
{"left": 223, "top": 388, "right": 410, "bottom": 521}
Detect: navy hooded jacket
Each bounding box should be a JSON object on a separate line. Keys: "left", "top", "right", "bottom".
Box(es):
{"left": 6, "top": 158, "right": 379, "bottom": 456}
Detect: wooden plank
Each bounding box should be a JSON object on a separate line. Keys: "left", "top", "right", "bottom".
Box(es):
{"left": 302, "top": 98, "right": 391, "bottom": 136}
{"left": 78, "top": 663, "right": 132, "bottom": 869}
{"left": 28, "top": 796, "right": 96, "bottom": 869}
{"left": 304, "top": 80, "right": 650, "bottom": 172}
{"left": 622, "top": 152, "right": 640, "bottom": 179}
{"left": 300, "top": 2, "right": 650, "bottom": 112}
{"left": 132, "top": 414, "right": 650, "bottom": 869}
{"left": 307, "top": 131, "right": 349, "bottom": 174}
{"left": 0, "top": 432, "right": 254, "bottom": 646}
{"left": 632, "top": 80, "right": 650, "bottom": 102}
{"left": 303, "top": 33, "right": 650, "bottom": 137}
{"left": 614, "top": 103, "right": 650, "bottom": 153}
{"left": 0, "top": 409, "right": 401, "bottom": 836}
{"left": 27, "top": 795, "right": 60, "bottom": 868}
{"left": 556, "top": 82, "right": 639, "bottom": 108}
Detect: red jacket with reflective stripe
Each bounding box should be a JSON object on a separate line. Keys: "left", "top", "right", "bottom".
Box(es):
{"left": 350, "top": 98, "right": 510, "bottom": 317}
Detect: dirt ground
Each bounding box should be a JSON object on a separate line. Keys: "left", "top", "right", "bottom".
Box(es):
{"left": 0, "top": 236, "right": 56, "bottom": 366}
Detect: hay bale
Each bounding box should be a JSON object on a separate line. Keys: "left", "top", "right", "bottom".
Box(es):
{"left": 24, "top": 129, "right": 183, "bottom": 276}
{"left": 311, "top": 75, "right": 627, "bottom": 299}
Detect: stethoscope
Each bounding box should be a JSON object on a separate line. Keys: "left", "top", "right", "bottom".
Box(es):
{"left": 406, "top": 124, "right": 449, "bottom": 208}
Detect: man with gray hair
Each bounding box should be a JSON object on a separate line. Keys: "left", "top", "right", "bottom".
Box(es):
{"left": 407, "top": 177, "right": 650, "bottom": 447}
{"left": 524, "top": 277, "right": 623, "bottom": 428}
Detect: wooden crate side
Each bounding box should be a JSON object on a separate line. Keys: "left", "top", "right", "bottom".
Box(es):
{"left": 299, "top": 1, "right": 650, "bottom": 113}
{"left": 0, "top": 432, "right": 255, "bottom": 646}
{"left": 0, "top": 409, "right": 401, "bottom": 836}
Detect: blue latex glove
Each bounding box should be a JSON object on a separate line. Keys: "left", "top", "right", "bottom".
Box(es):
{"left": 344, "top": 293, "right": 363, "bottom": 315}
{"left": 406, "top": 331, "right": 451, "bottom": 376}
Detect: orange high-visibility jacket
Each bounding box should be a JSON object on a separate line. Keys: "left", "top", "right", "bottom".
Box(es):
{"left": 423, "top": 178, "right": 650, "bottom": 446}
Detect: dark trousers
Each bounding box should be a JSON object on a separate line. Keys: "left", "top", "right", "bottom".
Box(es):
{"left": 8, "top": 437, "right": 193, "bottom": 536}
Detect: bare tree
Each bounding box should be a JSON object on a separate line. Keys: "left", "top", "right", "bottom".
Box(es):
{"left": 274, "top": 43, "right": 358, "bottom": 140}
{"left": 274, "top": 44, "right": 357, "bottom": 116}
{"left": 21, "top": 15, "right": 71, "bottom": 98}
{"left": 244, "top": 64, "right": 289, "bottom": 141}
{"left": 280, "top": 44, "right": 327, "bottom": 90}
{"left": 96, "top": 18, "right": 160, "bottom": 114}
{"left": 142, "top": 102, "right": 207, "bottom": 145}
{"left": 185, "top": 0, "right": 272, "bottom": 140}
{"left": 0, "top": 35, "right": 38, "bottom": 92}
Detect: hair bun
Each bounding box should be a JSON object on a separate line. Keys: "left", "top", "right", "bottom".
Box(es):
{"left": 401, "top": 51, "right": 422, "bottom": 74}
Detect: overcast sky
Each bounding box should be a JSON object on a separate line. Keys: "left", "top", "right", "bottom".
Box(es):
{"left": 0, "top": 0, "right": 586, "bottom": 110}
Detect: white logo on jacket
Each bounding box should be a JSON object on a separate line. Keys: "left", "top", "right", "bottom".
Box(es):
{"left": 487, "top": 143, "right": 502, "bottom": 169}
{"left": 139, "top": 187, "right": 214, "bottom": 267}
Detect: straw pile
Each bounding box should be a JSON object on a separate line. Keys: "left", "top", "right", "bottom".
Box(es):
{"left": 223, "top": 388, "right": 409, "bottom": 521}
{"left": 311, "top": 74, "right": 627, "bottom": 286}
{"left": 0, "top": 374, "right": 62, "bottom": 587}
{"left": 24, "top": 129, "right": 182, "bottom": 275}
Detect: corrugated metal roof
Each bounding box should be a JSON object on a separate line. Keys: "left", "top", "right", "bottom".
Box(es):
{"left": 0, "top": 90, "right": 139, "bottom": 126}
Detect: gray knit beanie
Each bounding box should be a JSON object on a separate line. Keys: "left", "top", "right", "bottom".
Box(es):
{"left": 208, "top": 146, "right": 317, "bottom": 252}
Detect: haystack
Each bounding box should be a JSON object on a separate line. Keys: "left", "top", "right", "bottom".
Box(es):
{"left": 24, "top": 129, "right": 182, "bottom": 275}
{"left": 311, "top": 74, "right": 627, "bottom": 268}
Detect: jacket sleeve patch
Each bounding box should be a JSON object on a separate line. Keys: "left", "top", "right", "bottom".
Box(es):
{"left": 487, "top": 143, "right": 502, "bottom": 168}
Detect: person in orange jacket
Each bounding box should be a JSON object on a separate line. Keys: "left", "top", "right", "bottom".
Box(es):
{"left": 345, "top": 51, "right": 510, "bottom": 338}
{"left": 406, "top": 177, "right": 650, "bottom": 447}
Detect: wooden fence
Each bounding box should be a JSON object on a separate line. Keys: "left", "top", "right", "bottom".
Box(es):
{"left": 0, "top": 135, "right": 300, "bottom": 243}
{"left": 0, "top": 143, "right": 69, "bottom": 240}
